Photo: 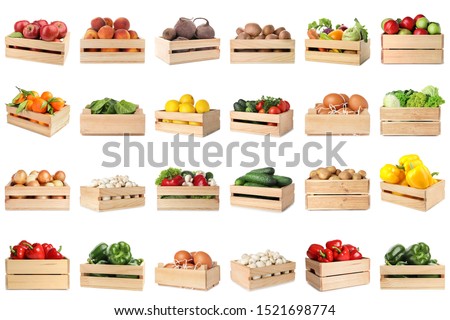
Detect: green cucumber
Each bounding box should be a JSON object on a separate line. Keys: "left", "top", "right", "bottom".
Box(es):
{"left": 244, "top": 182, "right": 267, "bottom": 187}
{"left": 234, "top": 177, "right": 246, "bottom": 186}
{"left": 273, "top": 175, "right": 292, "bottom": 187}
{"left": 233, "top": 102, "right": 246, "bottom": 112}
{"left": 249, "top": 167, "right": 275, "bottom": 175}
{"left": 243, "top": 173, "right": 277, "bottom": 187}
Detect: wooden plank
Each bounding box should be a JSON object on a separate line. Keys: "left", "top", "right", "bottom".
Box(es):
{"left": 381, "top": 122, "right": 440, "bottom": 136}
{"left": 157, "top": 186, "right": 219, "bottom": 210}
{"left": 306, "top": 270, "right": 369, "bottom": 291}
{"left": 80, "top": 263, "right": 144, "bottom": 291}
{"left": 154, "top": 37, "right": 220, "bottom": 65}
{"left": 230, "top": 110, "right": 293, "bottom": 137}
{"left": 230, "top": 184, "right": 295, "bottom": 212}
{"left": 305, "top": 258, "right": 370, "bottom": 277}
{"left": 380, "top": 265, "right": 445, "bottom": 289}
{"left": 80, "top": 186, "right": 146, "bottom": 212}
{"left": 306, "top": 195, "right": 370, "bottom": 210}
{"left": 5, "top": 182, "right": 71, "bottom": 210}
{"left": 305, "top": 39, "right": 370, "bottom": 65}
{"left": 382, "top": 49, "right": 443, "bottom": 64}
{"left": 382, "top": 34, "right": 444, "bottom": 49}
{"left": 155, "top": 109, "right": 220, "bottom": 137}
{"left": 230, "top": 39, "right": 295, "bottom": 63}
{"left": 305, "top": 108, "right": 370, "bottom": 135}
{"left": 380, "top": 107, "right": 440, "bottom": 121}
{"left": 305, "top": 179, "right": 369, "bottom": 194}
{"left": 6, "top": 259, "right": 69, "bottom": 274}
{"left": 155, "top": 264, "right": 220, "bottom": 290}
{"left": 80, "top": 38, "right": 145, "bottom": 63}
{"left": 6, "top": 275, "right": 69, "bottom": 290}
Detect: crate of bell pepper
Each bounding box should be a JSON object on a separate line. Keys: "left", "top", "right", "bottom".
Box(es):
{"left": 381, "top": 86, "right": 445, "bottom": 136}
{"left": 5, "top": 169, "right": 70, "bottom": 210}
{"left": 230, "top": 96, "right": 293, "bottom": 137}
{"left": 80, "top": 241, "right": 144, "bottom": 291}
{"left": 156, "top": 168, "right": 219, "bottom": 210}
{"left": 80, "top": 175, "right": 145, "bottom": 211}
{"left": 380, "top": 154, "right": 445, "bottom": 211}
{"left": 305, "top": 240, "right": 370, "bottom": 291}
{"left": 155, "top": 250, "right": 220, "bottom": 290}
{"left": 306, "top": 166, "right": 370, "bottom": 210}
{"left": 230, "top": 167, "right": 294, "bottom": 212}
{"left": 230, "top": 249, "right": 295, "bottom": 290}
{"left": 380, "top": 242, "right": 444, "bottom": 289}
{"left": 7, "top": 240, "right": 69, "bottom": 290}
{"left": 305, "top": 18, "right": 370, "bottom": 65}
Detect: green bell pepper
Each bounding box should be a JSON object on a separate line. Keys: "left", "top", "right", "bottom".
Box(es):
{"left": 88, "top": 242, "right": 108, "bottom": 264}
{"left": 385, "top": 244, "right": 406, "bottom": 265}
{"left": 404, "top": 242, "right": 434, "bottom": 265}
{"left": 107, "top": 241, "right": 132, "bottom": 265}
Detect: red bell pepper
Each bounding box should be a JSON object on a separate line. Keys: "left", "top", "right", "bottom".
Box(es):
{"left": 161, "top": 175, "right": 184, "bottom": 186}
{"left": 331, "top": 245, "right": 350, "bottom": 261}
{"left": 46, "top": 246, "right": 64, "bottom": 259}
{"left": 10, "top": 245, "right": 27, "bottom": 259}
{"left": 344, "top": 244, "right": 363, "bottom": 260}
{"left": 326, "top": 239, "right": 342, "bottom": 250}
{"left": 19, "top": 240, "right": 31, "bottom": 247}
{"left": 25, "top": 243, "right": 45, "bottom": 259}
{"left": 42, "top": 243, "right": 54, "bottom": 255}
{"left": 306, "top": 244, "right": 325, "bottom": 260}
{"left": 193, "top": 175, "right": 208, "bottom": 186}
{"left": 317, "top": 249, "right": 334, "bottom": 263}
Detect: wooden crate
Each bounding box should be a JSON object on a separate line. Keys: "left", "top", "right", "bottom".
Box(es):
{"left": 80, "top": 263, "right": 145, "bottom": 291}
{"left": 80, "top": 38, "right": 145, "bottom": 63}
{"left": 6, "top": 259, "right": 70, "bottom": 290}
{"left": 5, "top": 182, "right": 70, "bottom": 211}
{"left": 230, "top": 39, "right": 295, "bottom": 63}
{"left": 305, "top": 39, "right": 370, "bottom": 65}
{"left": 305, "top": 258, "right": 370, "bottom": 291}
{"left": 380, "top": 107, "right": 440, "bottom": 136}
{"left": 381, "top": 34, "right": 444, "bottom": 64}
{"left": 230, "top": 184, "right": 295, "bottom": 212}
{"left": 155, "top": 109, "right": 220, "bottom": 137}
{"left": 305, "top": 107, "right": 370, "bottom": 135}
{"left": 5, "top": 33, "right": 70, "bottom": 65}
{"left": 230, "top": 109, "right": 293, "bottom": 137}
{"left": 80, "top": 107, "right": 145, "bottom": 136}
{"left": 230, "top": 260, "right": 296, "bottom": 290}
{"left": 6, "top": 104, "right": 70, "bottom": 137}
{"left": 80, "top": 186, "right": 145, "bottom": 212}
{"left": 157, "top": 186, "right": 219, "bottom": 210}
{"left": 155, "top": 37, "right": 220, "bottom": 65}
{"left": 155, "top": 263, "right": 220, "bottom": 290}
{"left": 306, "top": 179, "right": 370, "bottom": 210}
{"left": 380, "top": 265, "right": 445, "bottom": 289}
{"left": 380, "top": 180, "right": 445, "bottom": 212}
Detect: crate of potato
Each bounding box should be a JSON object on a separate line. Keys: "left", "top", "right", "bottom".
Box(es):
{"left": 6, "top": 87, "right": 69, "bottom": 137}
{"left": 230, "top": 23, "right": 295, "bottom": 63}
{"left": 306, "top": 167, "right": 370, "bottom": 210}
{"left": 5, "top": 19, "right": 69, "bottom": 65}
{"left": 155, "top": 94, "right": 220, "bottom": 137}
{"left": 381, "top": 242, "right": 444, "bottom": 289}
{"left": 305, "top": 18, "right": 370, "bottom": 65}
{"left": 80, "top": 17, "right": 145, "bottom": 63}
{"left": 381, "top": 15, "right": 443, "bottom": 64}
{"left": 155, "top": 17, "right": 220, "bottom": 65}
{"left": 155, "top": 250, "right": 220, "bottom": 290}
{"left": 381, "top": 86, "right": 444, "bottom": 136}
{"left": 230, "top": 97, "right": 293, "bottom": 137}
{"left": 5, "top": 170, "right": 70, "bottom": 211}
{"left": 155, "top": 168, "right": 219, "bottom": 210}
{"left": 80, "top": 97, "right": 145, "bottom": 135}
{"left": 305, "top": 240, "right": 370, "bottom": 291}
{"left": 7, "top": 240, "right": 69, "bottom": 290}
{"left": 380, "top": 155, "right": 445, "bottom": 211}
{"left": 305, "top": 93, "right": 370, "bottom": 135}
{"left": 230, "top": 167, "right": 294, "bottom": 212}
{"left": 80, "top": 175, "right": 145, "bottom": 212}
{"left": 80, "top": 242, "right": 145, "bottom": 291}
{"left": 231, "top": 250, "right": 295, "bottom": 290}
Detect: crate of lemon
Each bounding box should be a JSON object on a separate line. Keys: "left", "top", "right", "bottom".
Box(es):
{"left": 380, "top": 155, "right": 445, "bottom": 212}
{"left": 155, "top": 94, "right": 220, "bottom": 137}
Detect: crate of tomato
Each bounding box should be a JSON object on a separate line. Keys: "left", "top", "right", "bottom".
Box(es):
{"left": 230, "top": 96, "right": 293, "bottom": 137}
{"left": 6, "top": 87, "right": 70, "bottom": 137}
{"left": 156, "top": 168, "right": 219, "bottom": 210}
{"left": 7, "top": 240, "right": 69, "bottom": 290}
{"left": 305, "top": 240, "right": 370, "bottom": 291}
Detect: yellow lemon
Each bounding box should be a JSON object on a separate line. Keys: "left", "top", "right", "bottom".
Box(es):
{"left": 165, "top": 100, "right": 179, "bottom": 112}
{"left": 162, "top": 119, "right": 172, "bottom": 123}
{"left": 189, "top": 121, "right": 202, "bottom": 126}
{"left": 195, "top": 99, "right": 210, "bottom": 113}
{"left": 179, "top": 94, "right": 194, "bottom": 105}
{"left": 173, "top": 120, "right": 188, "bottom": 124}
{"left": 179, "top": 103, "right": 196, "bottom": 113}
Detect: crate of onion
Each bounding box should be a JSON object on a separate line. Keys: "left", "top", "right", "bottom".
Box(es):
{"left": 305, "top": 93, "right": 370, "bottom": 135}
{"left": 80, "top": 175, "right": 145, "bottom": 212}
{"left": 155, "top": 250, "right": 220, "bottom": 290}
{"left": 230, "top": 250, "right": 295, "bottom": 290}
{"left": 5, "top": 170, "right": 70, "bottom": 211}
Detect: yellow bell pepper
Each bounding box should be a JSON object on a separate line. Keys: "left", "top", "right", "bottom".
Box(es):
{"left": 406, "top": 164, "right": 435, "bottom": 189}
{"left": 399, "top": 154, "right": 423, "bottom": 173}
{"left": 399, "top": 154, "right": 420, "bottom": 167}
{"left": 380, "top": 164, "right": 405, "bottom": 184}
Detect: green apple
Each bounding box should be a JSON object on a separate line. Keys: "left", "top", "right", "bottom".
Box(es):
{"left": 381, "top": 18, "right": 393, "bottom": 31}
{"left": 416, "top": 17, "right": 429, "bottom": 29}
{"left": 398, "top": 28, "right": 412, "bottom": 35}
{"left": 428, "top": 22, "right": 441, "bottom": 35}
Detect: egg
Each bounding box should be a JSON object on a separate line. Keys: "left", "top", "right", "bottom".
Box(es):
{"left": 183, "top": 263, "right": 196, "bottom": 270}
{"left": 164, "top": 263, "right": 176, "bottom": 268}
{"left": 348, "top": 94, "right": 368, "bottom": 112}
{"left": 174, "top": 250, "right": 193, "bottom": 265}
{"left": 323, "top": 93, "right": 347, "bottom": 110}
{"left": 193, "top": 251, "right": 213, "bottom": 269}
{"left": 340, "top": 93, "right": 350, "bottom": 104}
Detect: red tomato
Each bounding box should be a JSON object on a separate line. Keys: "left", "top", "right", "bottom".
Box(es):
{"left": 256, "top": 101, "right": 264, "bottom": 111}
{"left": 268, "top": 106, "right": 281, "bottom": 114}
{"left": 284, "top": 100, "right": 290, "bottom": 111}
{"left": 258, "top": 108, "right": 265, "bottom": 113}
{"left": 278, "top": 100, "right": 289, "bottom": 112}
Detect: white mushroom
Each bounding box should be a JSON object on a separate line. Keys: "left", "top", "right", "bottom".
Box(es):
{"left": 102, "top": 196, "right": 111, "bottom": 201}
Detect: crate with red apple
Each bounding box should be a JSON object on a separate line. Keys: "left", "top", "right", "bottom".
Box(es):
{"left": 5, "top": 19, "right": 69, "bottom": 65}
{"left": 381, "top": 14, "right": 444, "bottom": 64}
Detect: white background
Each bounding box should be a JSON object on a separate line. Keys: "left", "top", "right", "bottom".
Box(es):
{"left": 0, "top": 0, "right": 448, "bottom": 319}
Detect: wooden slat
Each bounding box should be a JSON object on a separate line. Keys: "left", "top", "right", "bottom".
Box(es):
{"left": 7, "top": 275, "right": 69, "bottom": 290}
{"left": 155, "top": 109, "right": 220, "bottom": 137}
{"left": 230, "top": 184, "right": 294, "bottom": 212}
{"left": 305, "top": 39, "right": 370, "bottom": 65}
{"left": 155, "top": 37, "right": 220, "bottom": 65}
{"left": 230, "top": 110, "right": 293, "bottom": 137}
{"left": 305, "top": 179, "right": 369, "bottom": 194}
{"left": 381, "top": 122, "right": 440, "bottom": 136}
{"left": 380, "top": 265, "right": 445, "bottom": 289}
{"left": 305, "top": 108, "right": 370, "bottom": 135}
{"left": 79, "top": 263, "right": 145, "bottom": 291}
{"left": 80, "top": 38, "right": 145, "bottom": 63}
{"left": 305, "top": 258, "right": 370, "bottom": 277}
{"left": 380, "top": 107, "right": 440, "bottom": 121}
{"left": 382, "top": 49, "right": 443, "bottom": 64}
{"left": 306, "top": 195, "right": 370, "bottom": 210}
{"left": 155, "top": 264, "right": 220, "bottom": 290}
{"left": 382, "top": 34, "right": 444, "bottom": 49}
{"left": 230, "top": 39, "right": 295, "bottom": 64}
{"left": 6, "top": 259, "right": 69, "bottom": 274}
{"left": 306, "top": 270, "right": 369, "bottom": 291}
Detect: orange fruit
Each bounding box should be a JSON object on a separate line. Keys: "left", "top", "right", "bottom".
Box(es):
{"left": 12, "top": 93, "right": 25, "bottom": 104}
{"left": 31, "top": 98, "right": 48, "bottom": 114}
{"left": 27, "top": 91, "right": 39, "bottom": 101}
{"left": 49, "top": 97, "right": 65, "bottom": 111}
{"left": 328, "top": 29, "right": 343, "bottom": 40}
{"left": 26, "top": 100, "right": 34, "bottom": 111}
{"left": 41, "top": 91, "right": 53, "bottom": 101}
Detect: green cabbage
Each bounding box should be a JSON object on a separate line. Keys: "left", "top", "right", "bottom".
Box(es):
{"left": 421, "top": 86, "right": 439, "bottom": 97}
{"left": 406, "top": 92, "right": 427, "bottom": 107}
{"left": 383, "top": 94, "right": 401, "bottom": 108}
{"left": 342, "top": 27, "right": 361, "bottom": 41}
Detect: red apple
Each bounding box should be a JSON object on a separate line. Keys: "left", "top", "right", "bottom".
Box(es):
{"left": 414, "top": 14, "right": 425, "bottom": 22}
{"left": 384, "top": 19, "right": 399, "bottom": 34}
{"left": 33, "top": 19, "right": 48, "bottom": 29}
{"left": 40, "top": 24, "right": 59, "bottom": 41}
{"left": 51, "top": 21, "right": 67, "bottom": 38}
{"left": 413, "top": 28, "right": 429, "bottom": 35}
{"left": 22, "top": 23, "right": 40, "bottom": 39}
{"left": 400, "top": 16, "right": 415, "bottom": 31}
{"left": 14, "top": 20, "right": 30, "bottom": 33}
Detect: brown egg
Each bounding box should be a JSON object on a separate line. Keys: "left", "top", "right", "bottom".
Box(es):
{"left": 340, "top": 94, "right": 350, "bottom": 103}
{"left": 184, "top": 263, "right": 196, "bottom": 270}
{"left": 174, "top": 250, "right": 193, "bottom": 265}
{"left": 193, "top": 251, "right": 213, "bottom": 269}
{"left": 323, "top": 93, "right": 347, "bottom": 110}
{"left": 348, "top": 94, "right": 368, "bottom": 112}
{"left": 164, "top": 263, "right": 176, "bottom": 268}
